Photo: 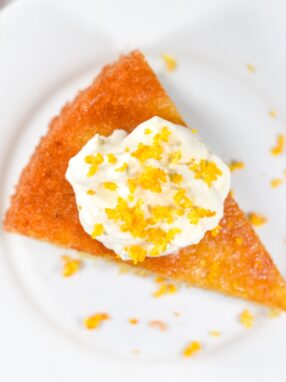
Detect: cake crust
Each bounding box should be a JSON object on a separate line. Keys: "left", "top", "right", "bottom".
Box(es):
{"left": 4, "top": 51, "right": 286, "bottom": 309}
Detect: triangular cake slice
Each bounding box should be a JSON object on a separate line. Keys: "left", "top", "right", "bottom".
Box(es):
{"left": 4, "top": 51, "right": 286, "bottom": 309}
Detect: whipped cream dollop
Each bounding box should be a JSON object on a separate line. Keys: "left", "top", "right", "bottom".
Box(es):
{"left": 66, "top": 117, "right": 230, "bottom": 263}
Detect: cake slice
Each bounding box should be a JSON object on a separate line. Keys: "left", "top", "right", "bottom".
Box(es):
{"left": 4, "top": 51, "right": 286, "bottom": 309}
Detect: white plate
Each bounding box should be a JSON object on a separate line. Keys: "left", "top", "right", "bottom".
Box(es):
{"left": 1, "top": 0, "right": 286, "bottom": 381}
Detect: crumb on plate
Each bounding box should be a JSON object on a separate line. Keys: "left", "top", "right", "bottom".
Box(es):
{"left": 229, "top": 160, "right": 245, "bottom": 172}
{"left": 133, "top": 269, "right": 150, "bottom": 277}
{"left": 129, "top": 318, "right": 139, "bottom": 325}
{"left": 183, "top": 341, "right": 202, "bottom": 357}
{"left": 247, "top": 212, "right": 267, "bottom": 227}
{"left": 246, "top": 63, "right": 256, "bottom": 73}
{"left": 153, "top": 283, "right": 177, "bottom": 297}
{"left": 268, "top": 308, "right": 282, "bottom": 318}
{"left": 239, "top": 309, "right": 254, "bottom": 328}
{"left": 269, "top": 110, "right": 277, "bottom": 119}
{"left": 148, "top": 320, "right": 168, "bottom": 331}
{"left": 154, "top": 276, "right": 166, "bottom": 283}
{"left": 61, "top": 255, "right": 81, "bottom": 277}
{"left": 270, "top": 134, "right": 285, "bottom": 156}
{"left": 270, "top": 178, "right": 283, "bottom": 188}
{"left": 162, "top": 53, "right": 177, "bottom": 72}
{"left": 84, "top": 313, "right": 110, "bottom": 330}
{"left": 118, "top": 264, "right": 130, "bottom": 274}
{"left": 209, "top": 330, "right": 221, "bottom": 337}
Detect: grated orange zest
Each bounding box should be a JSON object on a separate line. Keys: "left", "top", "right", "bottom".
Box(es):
{"left": 85, "top": 153, "right": 104, "bottom": 177}
{"left": 239, "top": 309, "right": 254, "bottom": 328}
{"left": 168, "top": 150, "right": 182, "bottom": 164}
{"left": 84, "top": 313, "right": 110, "bottom": 330}
{"left": 229, "top": 160, "right": 245, "bottom": 172}
{"left": 137, "top": 166, "right": 167, "bottom": 193}
{"left": 61, "top": 255, "right": 81, "bottom": 277}
{"left": 183, "top": 341, "right": 202, "bottom": 357}
{"left": 189, "top": 159, "right": 222, "bottom": 187}
{"left": 270, "top": 134, "right": 285, "bottom": 156}
{"left": 150, "top": 205, "right": 175, "bottom": 224}
{"left": 188, "top": 207, "right": 216, "bottom": 225}
{"left": 116, "top": 162, "right": 128, "bottom": 172}
{"left": 209, "top": 330, "right": 221, "bottom": 337}
{"left": 91, "top": 223, "right": 104, "bottom": 238}
{"left": 169, "top": 173, "right": 183, "bottom": 184}
{"left": 128, "top": 318, "right": 139, "bottom": 325}
{"left": 246, "top": 63, "right": 256, "bottom": 73}
{"left": 270, "top": 178, "right": 283, "bottom": 188}
{"left": 131, "top": 142, "right": 163, "bottom": 163}
{"left": 104, "top": 181, "right": 118, "bottom": 191}
{"left": 268, "top": 308, "right": 282, "bottom": 318}
{"left": 269, "top": 110, "right": 277, "bottom": 119}
{"left": 247, "top": 212, "right": 267, "bottom": 227}
{"left": 107, "top": 153, "right": 117, "bottom": 163}
{"left": 144, "top": 127, "right": 152, "bottom": 135}
{"left": 125, "top": 245, "right": 147, "bottom": 264}
{"left": 153, "top": 283, "right": 177, "bottom": 297}
{"left": 162, "top": 54, "right": 177, "bottom": 72}
{"left": 153, "top": 126, "right": 171, "bottom": 143}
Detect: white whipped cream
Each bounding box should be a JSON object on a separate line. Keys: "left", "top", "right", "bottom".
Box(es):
{"left": 66, "top": 117, "right": 230, "bottom": 263}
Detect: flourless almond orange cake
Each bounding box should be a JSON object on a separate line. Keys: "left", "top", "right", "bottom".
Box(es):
{"left": 4, "top": 51, "right": 286, "bottom": 309}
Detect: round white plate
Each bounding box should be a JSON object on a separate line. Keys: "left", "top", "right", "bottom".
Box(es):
{"left": 0, "top": 0, "right": 286, "bottom": 381}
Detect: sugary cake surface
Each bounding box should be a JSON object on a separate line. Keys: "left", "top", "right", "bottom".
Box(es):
{"left": 4, "top": 51, "right": 286, "bottom": 309}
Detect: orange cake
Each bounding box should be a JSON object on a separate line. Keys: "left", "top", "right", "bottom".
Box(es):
{"left": 4, "top": 51, "right": 286, "bottom": 309}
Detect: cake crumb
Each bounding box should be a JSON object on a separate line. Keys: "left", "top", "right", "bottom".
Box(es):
{"left": 269, "top": 110, "right": 277, "bottom": 119}
{"left": 162, "top": 53, "right": 177, "bottom": 72}
{"left": 229, "top": 160, "right": 245, "bottom": 172}
{"left": 174, "top": 311, "right": 181, "bottom": 317}
{"left": 84, "top": 313, "right": 110, "bottom": 330}
{"left": 154, "top": 276, "right": 166, "bottom": 283}
{"left": 268, "top": 308, "right": 282, "bottom": 318}
{"left": 153, "top": 283, "right": 177, "bottom": 297}
{"left": 247, "top": 212, "right": 267, "bottom": 226}
{"left": 239, "top": 309, "right": 254, "bottom": 328}
{"left": 118, "top": 264, "right": 130, "bottom": 274}
{"left": 134, "top": 269, "right": 150, "bottom": 277}
{"left": 270, "top": 134, "right": 285, "bottom": 156}
{"left": 61, "top": 255, "right": 81, "bottom": 277}
{"left": 183, "top": 341, "right": 202, "bottom": 357}
{"left": 246, "top": 63, "right": 256, "bottom": 73}
{"left": 209, "top": 330, "right": 221, "bottom": 337}
{"left": 148, "top": 320, "right": 168, "bottom": 331}
{"left": 132, "top": 349, "right": 140, "bottom": 355}
{"left": 270, "top": 178, "right": 283, "bottom": 188}
{"left": 129, "top": 318, "right": 139, "bottom": 325}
